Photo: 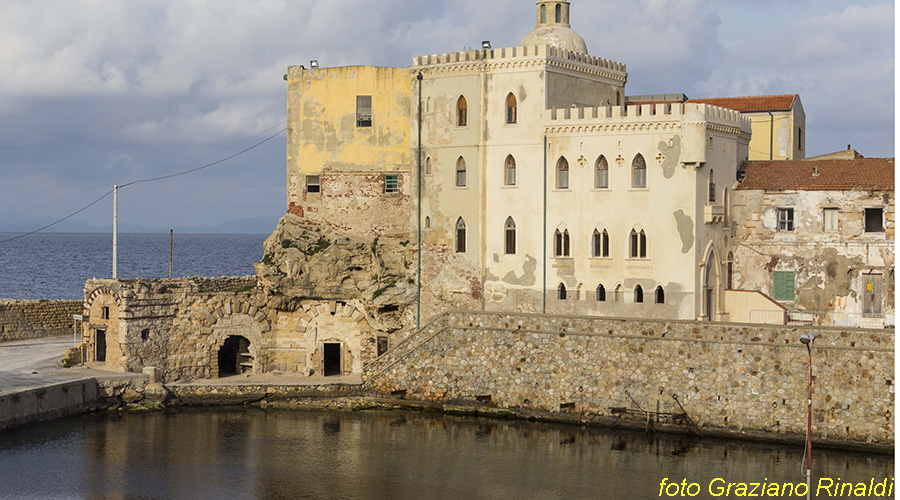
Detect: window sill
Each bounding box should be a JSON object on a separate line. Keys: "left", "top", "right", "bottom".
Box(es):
{"left": 454, "top": 186, "right": 468, "bottom": 190}
{"left": 628, "top": 188, "right": 649, "bottom": 192}
{"left": 553, "top": 256, "right": 574, "bottom": 260}
{"left": 592, "top": 188, "right": 611, "bottom": 192}
{"left": 589, "top": 256, "right": 612, "bottom": 260}
{"left": 551, "top": 189, "right": 572, "bottom": 193}
{"left": 626, "top": 257, "right": 650, "bottom": 261}
{"left": 501, "top": 185, "right": 518, "bottom": 189}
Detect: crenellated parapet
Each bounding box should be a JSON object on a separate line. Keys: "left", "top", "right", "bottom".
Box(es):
{"left": 411, "top": 45, "right": 626, "bottom": 82}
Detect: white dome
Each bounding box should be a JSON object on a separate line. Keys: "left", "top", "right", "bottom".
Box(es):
{"left": 520, "top": 26, "right": 588, "bottom": 54}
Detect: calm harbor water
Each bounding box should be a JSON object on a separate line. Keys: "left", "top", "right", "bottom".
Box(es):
{"left": 0, "top": 233, "right": 267, "bottom": 300}
{"left": 0, "top": 408, "right": 892, "bottom": 500}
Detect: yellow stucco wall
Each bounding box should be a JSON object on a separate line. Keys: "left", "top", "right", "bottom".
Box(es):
{"left": 745, "top": 103, "right": 806, "bottom": 160}
{"left": 286, "top": 65, "right": 411, "bottom": 207}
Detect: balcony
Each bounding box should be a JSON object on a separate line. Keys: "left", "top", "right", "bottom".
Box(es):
{"left": 704, "top": 204, "right": 725, "bottom": 224}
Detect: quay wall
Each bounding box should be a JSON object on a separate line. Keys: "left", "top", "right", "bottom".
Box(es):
{"left": 365, "top": 312, "right": 894, "bottom": 447}
{"left": 0, "top": 300, "right": 82, "bottom": 342}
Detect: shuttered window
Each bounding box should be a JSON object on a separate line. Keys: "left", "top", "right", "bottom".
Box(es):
{"left": 356, "top": 95, "right": 372, "bottom": 127}
{"left": 773, "top": 271, "right": 795, "bottom": 301}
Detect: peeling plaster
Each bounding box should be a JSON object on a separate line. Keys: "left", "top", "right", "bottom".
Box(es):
{"left": 501, "top": 255, "right": 538, "bottom": 286}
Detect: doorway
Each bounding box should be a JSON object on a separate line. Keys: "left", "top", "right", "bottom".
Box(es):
{"left": 218, "top": 336, "right": 252, "bottom": 377}
{"left": 862, "top": 274, "right": 883, "bottom": 317}
{"left": 96, "top": 329, "right": 107, "bottom": 362}
{"left": 323, "top": 343, "right": 342, "bottom": 377}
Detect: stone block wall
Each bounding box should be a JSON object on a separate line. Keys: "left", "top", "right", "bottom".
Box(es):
{"left": 0, "top": 300, "right": 82, "bottom": 342}
{"left": 366, "top": 312, "right": 894, "bottom": 446}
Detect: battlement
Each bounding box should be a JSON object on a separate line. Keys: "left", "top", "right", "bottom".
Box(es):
{"left": 547, "top": 102, "right": 751, "bottom": 133}
{"left": 411, "top": 44, "right": 626, "bottom": 75}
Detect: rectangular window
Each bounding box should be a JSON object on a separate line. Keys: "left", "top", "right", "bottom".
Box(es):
{"left": 633, "top": 168, "right": 646, "bottom": 189}
{"left": 306, "top": 175, "right": 321, "bottom": 194}
{"left": 101, "top": 307, "right": 110, "bottom": 320}
{"left": 865, "top": 208, "right": 883, "bottom": 233}
{"left": 773, "top": 271, "right": 795, "bottom": 301}
{"left": 377, "top": 336, "right": 389, "bottom": 357}
{"left": 356, "top": 95, "right": 372, "bottom": 127}
{"left": 595, "top": 168, "right": 608, "bottom": 189}
{"left": 456, "top": 168, "right": 466, "bottom": 187}
{"left": 823, "top": 208, "right": 839, "bottom": 232}
{"left": 384, "top": 174, "right": 399, "bottom": 194}
{"left": 798, "top": 127, "right": 803, "bottom": 151}
{"left": 776, "top": 208, "right": 794, "bottom": 232}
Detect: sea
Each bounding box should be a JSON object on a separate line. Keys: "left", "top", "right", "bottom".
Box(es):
{"left": 0, "top": 233, "right": 268, "bottom": 300}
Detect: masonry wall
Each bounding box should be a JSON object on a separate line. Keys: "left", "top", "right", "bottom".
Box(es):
{"left": 0, "top": 300, "right": 82, "bottom": 342}
{"left": 366, "top": 311, "right": 894, "bottom": 446}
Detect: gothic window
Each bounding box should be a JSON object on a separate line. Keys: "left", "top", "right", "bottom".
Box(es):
{"left": 505, "top": 217, "right": 516, "bottom": 254}
{"left": 425, "top": 216, "right": 431, "bottom": 229}
{"left": 356, "top": 95, "right": 372, "bottom": 127}
{"left": 457, "top": 96, "right": 468, "bottom": 127}
{"left": 425, "top": 157, "right": 432, "bottom": 176}
{"left": 655, "top": 286, "right": 665, "bottom": 304}
{"left": 506, "top": 93, "right": 517, "bottom": 124}
{"left": 456, "top": 157, "right": 467, "bottom": 187}
{"left": 456, "top": 218, "right": 466, "bottom": 253}
{"left": 554, "top": 228, "right": 570, "bottom": 257}
{"left": 557, "top": 283, "right": 567, "bottom": 300}
{"left": 592, "top": 229, "right": 609, "bottom": 258}
{"left": 556, "top": 157, "right": 569, "bottom": 189}
{"left": 505, "top": 155, "right": 516, "bottom": 186}
{"left": 630, "top": 229, "right": 647, "bottom": 258}
{"left": 634, "top": 285, "right": 644, "bottom": 303}
{"left": 596, "top": 284, "right": 606, "bottom": 302}
{"left": 708, "top": 169, "right": 716, "bottom": 203}
{"left": 614, "top": 284, "right": 624, "bottom": 303}
{"left": 595, "top": 155, "right": 608, "bottom": 188}
{"left": 632, "top": 154, "right": 646, "bottom": 188}
{"left": 726, "top": 252, "right": 734, "bottom": 289}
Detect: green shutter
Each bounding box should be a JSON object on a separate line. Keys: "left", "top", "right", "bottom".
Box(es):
{"left": 773, "top": 271, "right": 795, "bottom": 301}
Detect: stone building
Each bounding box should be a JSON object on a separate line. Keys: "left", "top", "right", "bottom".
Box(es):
{"left": 731, "top": 157, "right": 894, "bottom": 327}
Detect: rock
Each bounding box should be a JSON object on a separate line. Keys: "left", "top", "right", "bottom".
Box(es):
{"left": 122, "top": 389, "right": 143, "bottom": 404}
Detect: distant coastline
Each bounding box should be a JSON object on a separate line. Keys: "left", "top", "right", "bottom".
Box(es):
{"left": 0, "top": 213, "right": 278, "bottom": 235}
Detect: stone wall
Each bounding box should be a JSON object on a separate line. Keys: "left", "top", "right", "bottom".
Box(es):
{"left": 0, "top": 300, "right": 82, "bottom": 342}
{"left": 366, "top": 311, "right": 894, "bottom": 446}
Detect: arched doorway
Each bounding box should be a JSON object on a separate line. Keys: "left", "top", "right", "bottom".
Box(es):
{"left": 218, "top": 335, "right": 252, "bottom": 377}
{"left": 704, "top": 250, "right": 719, "bottom": 321}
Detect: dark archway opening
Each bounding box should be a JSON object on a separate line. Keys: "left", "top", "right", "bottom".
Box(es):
{"left": 96, "top": 329, "right": 107, "bottom": 362}
{"left": 323, "top": 343, "right": 342, "bottom": 377}
{"left": 218, "top": 336, "right": 251, "bottom": 377}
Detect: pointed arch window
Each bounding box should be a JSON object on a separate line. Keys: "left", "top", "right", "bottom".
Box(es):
{"left": 456, "top": 157, "right": 467, "bottom": 187}
{"left": 592, "top": 229, "right": 609, "bottom": 258}
{"left": 655, "top": 286, "right": 665, "bottom": 304}
{"left": 614, "top": 285, "right": 624, "bottom": 303}
{"left": 506, "top": 93, "right": 517, "bottom": 124}
{"left": 708, "top": 169, "right": 716, "bottom": 202}
{"left": 554, "top": 228, "right": 570, "bottom": 257}
{"left": 557, "top": 283, "right": 567, "bottom": 300}
{"left": 596, "top": 284, "right": 606, "bottom": 302}
{"left": 634, "top": 285, "right": 644, "bottom": 303}
{"left": 595, "top": 155, "right": 609, "bottom": 188}
{"left": 632, "top": 154, "right": 647, "bottom": 188}
{"left": 505, "top": 217, "right": 516, "bottom": 254}
{"left": 726, "top": 252, "right": 734, "bottom": 290}
{"left": 457, "top": 96, "right": 468, "bottom": 127}
{"left": 556, "top": 157, "right": 569, "bottom": 189}
{"left": 630, "top": 229, "right": 647, "bottom": 258}
{"left": 505, "top": 155, "right": 516, "bottom": 186}
{"left": 456, "top": 218, "right": 466, "bottom": 253}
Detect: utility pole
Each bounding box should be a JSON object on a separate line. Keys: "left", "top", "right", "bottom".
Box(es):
{"left": 112, "top": 185, "right": 118, "bottom": 279}
{"left": 169, "top": 229, "right": 173, "bottom": 279}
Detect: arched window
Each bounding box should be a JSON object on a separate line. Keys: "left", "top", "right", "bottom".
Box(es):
{"left": 425, "top": 157, "right": 432, "bottom": 176}
{"left": 556, "top": 157, "right": 569, "bottom": 189}
{"left": 724, "top": 188, "right": 731, "bottom": 225}
{"left": 554, "top": 228, "right": 570, "bottom": 257}
{"left": 425, "top": 216, "right": 431, "bottom": 229}
{"left": 726, "top": 252, "right": 734, "bottom": 289}
{"left": 541, "top": 5, "right": 547, "bottom": 23}
{"left": 630, "top": 229, "right": 647, "bottom": 258}
{"left": 616, "top": 91, "right": 621, "bottom": 106}
{"left": 596, "top": 284, "right": 606, "bottom": 302}
{"left": 655, "top": 286, "right": 665, "bottom": 304}
{"left": 632, "top": 154, "right": 646, "bottom": 188}
{"left": 426, "top": 97, "right": 431, "bottom": 113}
{"left": 456, "top": 218, "right": 466, "bottom": 253}
{"left": 505, "top": 155, "right": 516, "bottom": 186}
{"left": 557, "top": 283, "right": 567, "bottom": 300}
{"left": 505, "top": 217, "right": 516, "bottom": 254}
{"left": 592, "top": 229, "right": 609, "bottom": 258}
{"left": 555, "top": 3, "right": 562, "bottom": 23}
{"left": 708, "top": 169, "right": 716, "bottom": 202}
{"left": 614, "top": 285, "right": 624, "bottom": 303}
{"left": 456, "top": 157, "right": 467, "bottom": 187}
{"left": 457, "top": 96, "right": 468, "bottom": 127}
{"left": 634, "top": 285, "right": 644, "bottom": 303}
{"left": 506, "top": 93, "right": 517, "bottom": 124}
{"left": 595, "top": 155, "right": 609, "bottom": 188}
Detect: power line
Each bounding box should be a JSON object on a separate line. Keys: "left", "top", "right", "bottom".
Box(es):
{"left": 0, "top": 122, "right": 287, "bottom": 245}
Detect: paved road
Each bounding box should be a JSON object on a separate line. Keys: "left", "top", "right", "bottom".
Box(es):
{"left": 0, "top": 335, "right": 85, "bottom": 393}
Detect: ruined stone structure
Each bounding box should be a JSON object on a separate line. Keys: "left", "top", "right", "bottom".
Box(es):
{"left": 732, "top": 158, "right": 894, "bottom": 328}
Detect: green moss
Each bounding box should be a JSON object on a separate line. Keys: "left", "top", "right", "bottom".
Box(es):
{"left": 231, "top": 285, "right": 255, "bottom": 294}
{"left": 372, "top": 281, "right": 397, "bottom": 300}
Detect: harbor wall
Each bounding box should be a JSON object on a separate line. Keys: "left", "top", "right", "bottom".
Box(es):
{"left": 365, "top": 312, "right": 894, "bottom": 447}
{"left": 0, "top": 300, "right": 82, "bottom": 342}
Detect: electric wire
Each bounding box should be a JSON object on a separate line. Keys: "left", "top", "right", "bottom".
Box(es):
{"left": 0, "top": 122, "right": 287, "bottom": 245}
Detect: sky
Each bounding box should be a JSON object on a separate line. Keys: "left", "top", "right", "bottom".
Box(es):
{"left": 0, "top": 0, "right": 893, "bottom": 230}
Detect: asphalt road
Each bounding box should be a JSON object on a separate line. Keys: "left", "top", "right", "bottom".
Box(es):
{"left": 0, "top": 335, "right": 85, "bottom": 393}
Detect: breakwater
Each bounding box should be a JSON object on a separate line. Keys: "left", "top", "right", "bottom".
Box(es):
{"left": 364, "top": 311, "right": 894, "bottom": 449}
{"left": 0, "top": 300, "right": 82, "bottom": 342}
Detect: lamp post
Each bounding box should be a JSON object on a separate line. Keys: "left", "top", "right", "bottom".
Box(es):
{"left": 800, "top": 330, "right": 818, "bottom": 500}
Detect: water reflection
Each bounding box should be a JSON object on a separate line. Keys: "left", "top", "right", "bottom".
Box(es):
{"left": 0, "top": 408, "right": 892, "bottom": 500}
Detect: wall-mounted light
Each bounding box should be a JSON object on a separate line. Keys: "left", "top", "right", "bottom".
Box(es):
{"left": 482, "top": 41, "right": 491, "bottom": 49}
{"left": 310, "top": 60, "right": 319, "bottom": 69}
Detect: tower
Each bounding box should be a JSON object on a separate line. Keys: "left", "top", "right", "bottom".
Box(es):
{"left": 521, "top": 1, "right": 588, "bottom": 53}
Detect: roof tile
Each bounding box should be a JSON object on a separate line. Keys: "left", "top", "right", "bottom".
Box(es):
{"left": 687, "top": 94, "right": 796, "bottom": 113}
{"left": 736, "top": 158, "right": 894, "bottom": 191}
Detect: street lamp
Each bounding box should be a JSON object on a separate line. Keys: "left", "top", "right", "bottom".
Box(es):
{"left": 800, "top": 330, "right": 818, "bottom": 500}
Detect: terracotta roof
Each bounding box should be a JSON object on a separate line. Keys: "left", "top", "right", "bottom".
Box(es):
{"left": 736, "top": 158, "right": 894, "bottom": 191}
{"left": 687, "top": 94, "right": 797, "bottom": 113}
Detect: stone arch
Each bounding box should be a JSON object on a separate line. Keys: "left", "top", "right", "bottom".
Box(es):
{"left": 702, "top": 243, "right": 721, "bottom": 321}
{"left": 293, "top": 301, "right": 372, "bottom": 377}
{"left": 85, "top": 285, "right": 122, "bottom": 313}
{"left": 210, "top": 314, "right": 264, "bottom": 377}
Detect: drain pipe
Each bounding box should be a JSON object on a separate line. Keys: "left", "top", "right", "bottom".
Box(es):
{"left": 416, "top": 72, "right": 423, "bottom": 331}
{"left": 542, "top": 135, "right": 547, "bottom": 314}
{"left": 768, "top": 111, "right": 774, "bottom": 160}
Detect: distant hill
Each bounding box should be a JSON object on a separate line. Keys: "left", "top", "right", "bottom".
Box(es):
{"left": 0, "top": 211, "right": 278, "bottom": 235}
